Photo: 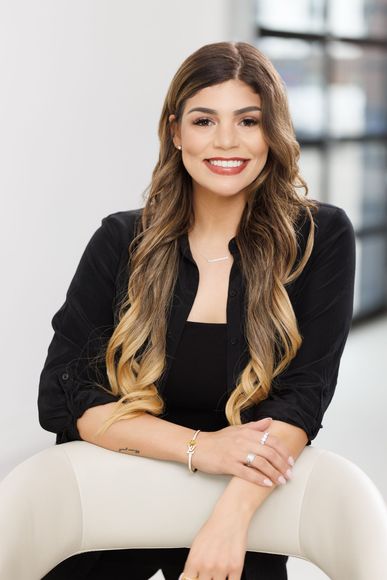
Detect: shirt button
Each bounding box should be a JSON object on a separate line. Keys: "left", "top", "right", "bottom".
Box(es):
{"left": 61, "top": 372, "right": 70, "bottom": 381}
{"left": 230, "top": 338, "right": 238, "bottom": 345}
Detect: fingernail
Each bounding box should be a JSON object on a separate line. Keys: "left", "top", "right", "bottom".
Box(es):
{"left": 286, "top": 469, "right": 293, "bottom": 479}
{"left": 263, "top": 478, "right": 273, "bottom": 486}
{"left": 278, "top": 475, "right": 287, "bottom": 485}
{"left": 288, "top": 456, "right": 295, "bottom": 466}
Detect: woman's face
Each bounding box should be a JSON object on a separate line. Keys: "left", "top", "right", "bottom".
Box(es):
{"left": 169, "top": 79, "right": 269, "bottom": 201}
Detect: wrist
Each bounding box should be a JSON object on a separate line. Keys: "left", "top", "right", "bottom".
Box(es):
{"left": 213, "top": 476, "right": 273, "bottom": 523}
{"left": 189, "top": 430, "right": 210, "bottom": 471}
{"left": 212, "top": 491, "right": 253, "bottom": 527}
{"left": 186, "top": 428, "right": 201, "bottom": 472}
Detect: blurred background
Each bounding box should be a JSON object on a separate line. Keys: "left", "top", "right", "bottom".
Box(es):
{"left": 255, "top": 0, "right": 387, "bottom": 322}
{"left": 0, "top": 1, "right": 386, "bottom": 578}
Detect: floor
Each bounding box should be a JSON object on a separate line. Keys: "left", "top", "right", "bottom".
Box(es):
{"left": 150, "top": 313, "right": 387, "bottom": 580}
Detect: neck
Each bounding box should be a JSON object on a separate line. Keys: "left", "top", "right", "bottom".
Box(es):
{"left": 188, "top": 189, "right": 246, "bottom": 244}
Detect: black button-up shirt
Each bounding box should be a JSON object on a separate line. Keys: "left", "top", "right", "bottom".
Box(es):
{"left": 38, "top": 201, "right": 356, "bottom": 447}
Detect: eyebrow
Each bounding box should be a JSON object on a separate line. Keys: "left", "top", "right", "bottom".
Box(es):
{"left": 187, "top": 106, "right": 262, "bottom": 115}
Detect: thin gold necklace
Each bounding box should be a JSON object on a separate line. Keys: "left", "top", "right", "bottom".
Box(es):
{"left": 189, "top": 237, "right": 230, "bottom": 263}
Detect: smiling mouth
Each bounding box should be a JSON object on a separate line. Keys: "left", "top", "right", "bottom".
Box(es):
{"left": 205, "top": 158, "right": 249, "bottom": 165}
{"left": 203, "top": 158, "right": 250, "bottom": 175}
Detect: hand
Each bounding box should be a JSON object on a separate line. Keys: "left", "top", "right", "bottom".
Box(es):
{"left": 179, "top": 507, "right": 249, "bottom": 580}
{"left": 193, "top": 418, "right": 294, "bottom": 488}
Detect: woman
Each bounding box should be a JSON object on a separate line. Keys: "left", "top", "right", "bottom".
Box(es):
{"left": 39, "top": 41, "right": 356, "bottom": 579}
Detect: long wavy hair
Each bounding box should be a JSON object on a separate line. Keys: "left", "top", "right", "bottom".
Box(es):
{"left": 92, "top": 41, "right": 319, "bottom": 437}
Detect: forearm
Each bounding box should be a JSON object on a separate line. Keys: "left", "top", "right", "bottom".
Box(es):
{"left": 78, "top": 407, "right": 307, "bottom": 520}
{"left": 212, "top": 420, "right": 308, "bottom": 523}
{"left": 77, "top": 403, "right": 203, "bottom": 465}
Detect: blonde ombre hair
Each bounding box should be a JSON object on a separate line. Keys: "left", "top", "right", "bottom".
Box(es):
{"left": 92, "top": 41, "right": 319, "bottom": 437}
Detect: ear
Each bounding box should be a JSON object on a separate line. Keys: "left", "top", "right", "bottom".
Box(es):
{"left": 168, "top": 114, "right": 181, "bottom": 148}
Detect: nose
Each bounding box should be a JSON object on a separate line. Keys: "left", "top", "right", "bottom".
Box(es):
{"left": 213, "top": 121, "right": 239, "bottom": 149}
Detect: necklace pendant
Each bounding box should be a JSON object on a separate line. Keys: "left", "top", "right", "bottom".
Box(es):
{"left": 207, "top": 256, "right": 229, "bottom": 263}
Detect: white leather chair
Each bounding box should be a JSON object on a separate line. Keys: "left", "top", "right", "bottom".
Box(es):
{"left": 0, "top": 441, "right": 386, "bottom": 580}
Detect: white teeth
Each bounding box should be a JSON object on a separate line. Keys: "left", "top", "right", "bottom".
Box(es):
{"left": 208, "top": 159, "right": 245, "bottom": 168}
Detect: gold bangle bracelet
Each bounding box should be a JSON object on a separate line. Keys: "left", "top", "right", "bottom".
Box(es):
{"left": 186, "top": 429, "right": 200, "bottom": 472}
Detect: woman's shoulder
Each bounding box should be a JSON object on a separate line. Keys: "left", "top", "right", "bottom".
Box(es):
{"left": 298, "top": 199, "right": 354, "bottom": 245}
{"left": 290, "top": 199, "right": 355, "bottom": 285}
{"left": 103, "top": 206, "right": 144, "bottom": 231}
{"left": 313, "top": 199, "right": 352, "bottom": 226}
{"left": 100, "top": 207, "right": 144, "bottom": 247}
{"left": 287, "top": 199, "right": 356, "bottom": 299}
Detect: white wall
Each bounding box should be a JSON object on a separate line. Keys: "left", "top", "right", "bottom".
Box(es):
{"left": 0, "top": 0, "right": 246, "bottom": 476}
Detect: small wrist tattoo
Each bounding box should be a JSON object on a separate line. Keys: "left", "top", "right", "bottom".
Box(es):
{"left": 118, "top": 447, "right": 140, "bottom": 455}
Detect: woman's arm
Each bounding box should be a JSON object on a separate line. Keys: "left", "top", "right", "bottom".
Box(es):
{"left": 181, "top": 206, "right": 356, "bottom": 576}
{"left": 77, "top": 402, "right": 203, "bottom": 464}
{"left": 246, "top": 205, "right": 356, "bottom": 445}
{"left": 181, "top": 420, "right": 306, "bottom": 577}
{"left": 38, "top": 211, "right": 138, "bottom": 442}
{"left": 212, "top": 206, "right": 355, "bottom": 520}
{"left": 212, "top": 420, "right": 307, "bottom": 523}
{"left": 78, "top": 404, "right": 290, "bottom": 492}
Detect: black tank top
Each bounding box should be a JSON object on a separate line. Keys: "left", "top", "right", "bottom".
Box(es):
{"left": 162, "top": 320, "right": 230, "bottom": 431}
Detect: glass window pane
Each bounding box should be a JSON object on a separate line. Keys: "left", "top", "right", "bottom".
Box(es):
{"left": 329, "top": 0, "right": 387, "bottom": 39}
{"left": 257, "top": 38, "right": 326, "bottom": 138}
{"left": 327, "top": 143, "right": 387, "bottom": 229}
{"left": 328, "top": 42, "right": 387, "bottom": 136}
{"left": 354, "top": 234, "right": 387, "bottom": 316}
{"left": 353, "top": 237, "right": 362, "bottom": 317}
{"left": 299, "top": 147, "right": 325, "bottom": 201}
{"left": 256, "top": 0, "right": 326, "bottom": 33}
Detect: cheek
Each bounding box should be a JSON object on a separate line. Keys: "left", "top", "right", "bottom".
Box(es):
{"left": 181, "top": 127, "right": 206, "bottom": 153}
{"left": 256, "top": 141, "right": 269, "bottom": 159}
{"left": 246, "top": 132, "right": 268, "bottom": 156}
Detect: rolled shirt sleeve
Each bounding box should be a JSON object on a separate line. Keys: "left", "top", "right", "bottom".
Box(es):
{"left": 37, "top": 214, "right": 128, "bottom": 443}
{"left": 248, "top": 205, "right": 356, "bottom": 446}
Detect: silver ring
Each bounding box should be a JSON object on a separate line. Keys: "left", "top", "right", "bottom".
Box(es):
{"left": 260, "top": 431, "right": 270, "bottom": 445}
{"left": 245, "top": 452, "right": 256, "bottom": 466}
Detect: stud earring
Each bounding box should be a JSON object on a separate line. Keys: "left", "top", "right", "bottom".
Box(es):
{"left": 177, "top": 145, "right": 182, "bottom": 150}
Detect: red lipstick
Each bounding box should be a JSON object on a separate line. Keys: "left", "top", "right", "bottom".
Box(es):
{"left": 204, "top": 158, "right": 250, "bottom": 175}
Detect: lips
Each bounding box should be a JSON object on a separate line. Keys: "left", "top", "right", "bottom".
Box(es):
{"left": 206, "top": 157, "right": 248, "bottom": 161}
{"left": 203, "top": 158, "right": 250, "bottom": 175}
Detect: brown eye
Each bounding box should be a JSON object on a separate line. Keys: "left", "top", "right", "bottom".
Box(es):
{"left": 241, "top": 118, "right": 259, "bottom": 126}
{"left": 193, "top": 118, "right": 213, "bottom": 126}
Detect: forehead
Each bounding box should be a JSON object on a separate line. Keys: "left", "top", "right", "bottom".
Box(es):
{"left": 183, "top": 79, "right": 261, "bottom": 112}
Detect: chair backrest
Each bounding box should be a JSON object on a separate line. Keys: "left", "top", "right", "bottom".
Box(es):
{"left": 0, "top": 441, "right": 386, "bottom": 580}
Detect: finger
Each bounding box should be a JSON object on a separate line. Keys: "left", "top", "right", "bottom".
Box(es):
{"left": 252, "top": 430, "right": 294, "bottom": 468}
{"left": 247, "top": 417, "right": 273, "bottom": 430}
{"left": 266, "top": 431, "right": 294, "bottom": 463}
{"left": 250, "top": 453, "right": 291, "bottom": 486}
{"left": 236, "top": 462, "right": 275, "bottom": 487}
{"left": 253, "top": 443, "right": 293, "bottom": 481}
